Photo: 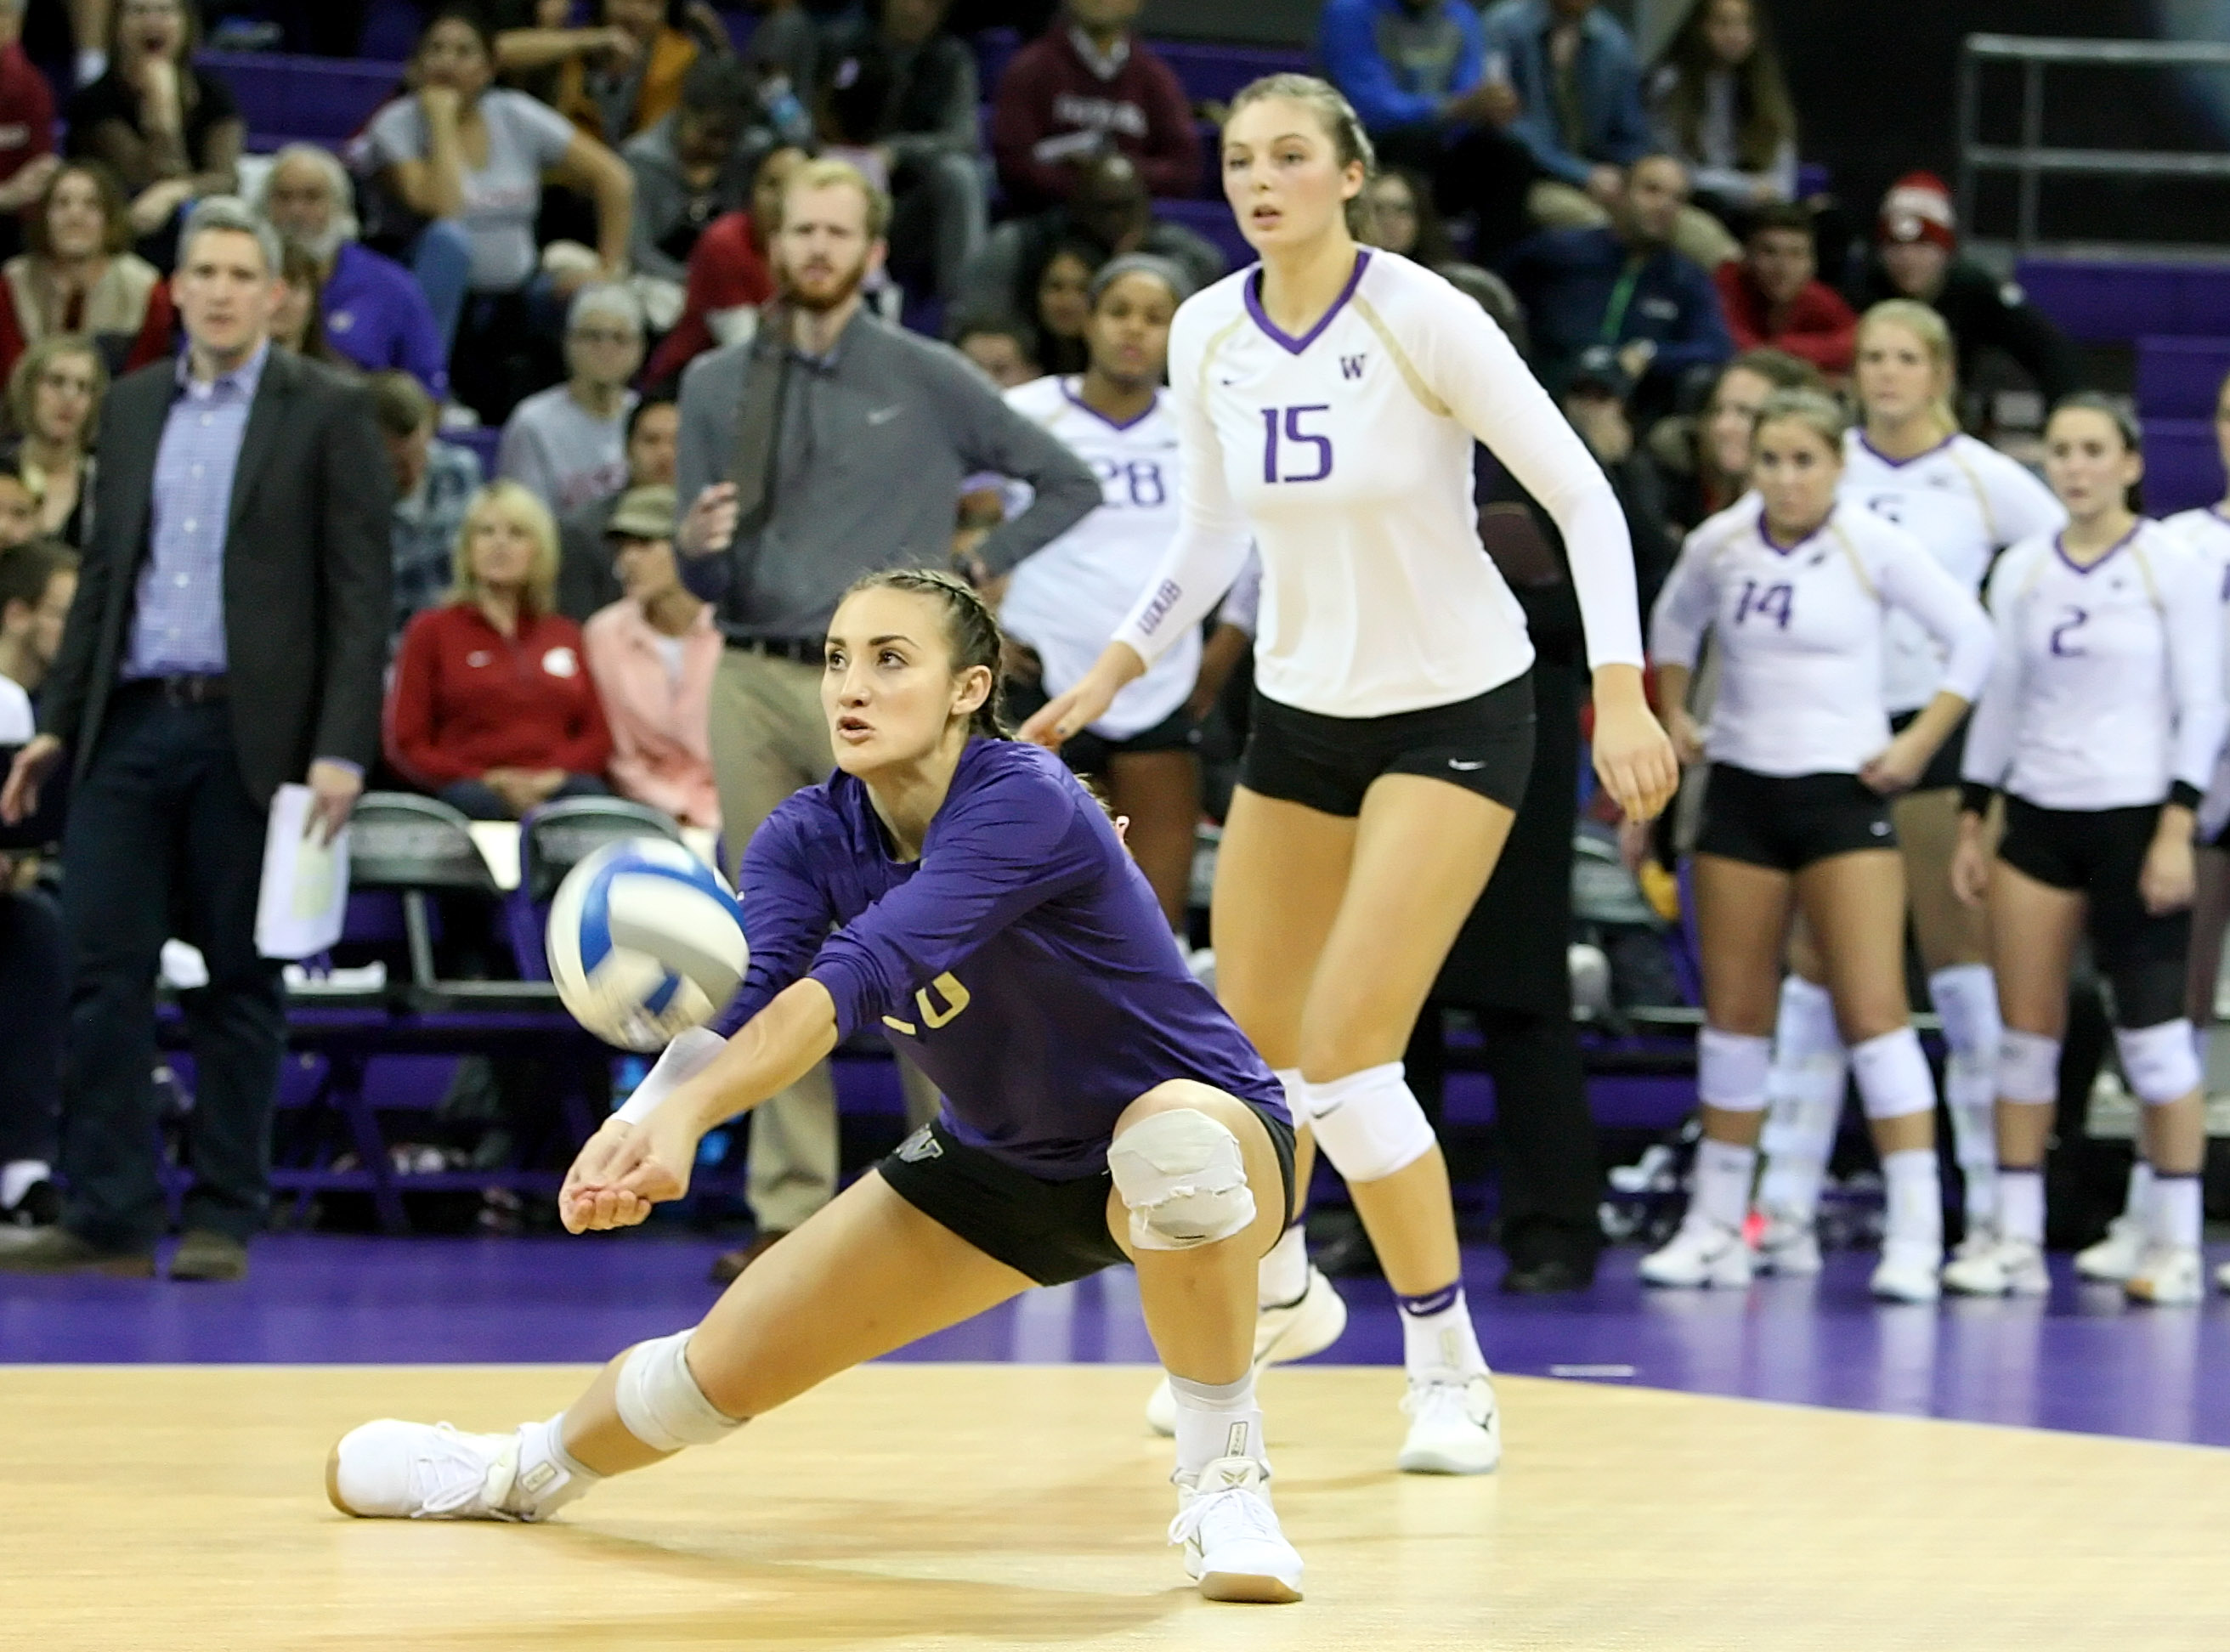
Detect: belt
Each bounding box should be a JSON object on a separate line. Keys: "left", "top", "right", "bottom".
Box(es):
{"left": 724, "top": 635, "right": 824, "bottom": 665}
{"left": 122, "top": 672, "right": 230, "bottom": 704}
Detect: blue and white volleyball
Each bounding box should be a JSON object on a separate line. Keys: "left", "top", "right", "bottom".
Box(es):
{"left": 546, "top": 840, "right": 748, "bottom": 1051}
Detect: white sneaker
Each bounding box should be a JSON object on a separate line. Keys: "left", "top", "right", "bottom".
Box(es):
{"left": 326, "top": 1421, "right": 524, "bottom": 1520}
{"left": 1940, "top": 1236, "right": 2049, "bottom": 1298}
{"left": 1870, "top": 1242, "right": 1943, "bottom": 1304}
{"left": 1950, "top": 1228, "right": 1999, "bottom": 1264}
{"left": 1396, "top": 1371, "right": 1500, "bottom": 1474}
{"left": 1145, "top": 1265, "right": 1348, "bottom": 1436}
{"left": 2125, "top": 1244, "right": 2203, "bottom": 1305}
{"left": 1640, "top": 1218, "right": 1752, "bottom": 1288}
{"left": 1169, "top": 1455, "right": 1304, "bottom": 1604}
{"left": 1752, "top": 1206, "right": 1822, "bottom": 1276}
{"left": 2074, "top": 1213, "right": 2147, "bottom": 1282}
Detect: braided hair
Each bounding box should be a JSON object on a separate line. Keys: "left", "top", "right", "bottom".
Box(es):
{"left": 839, "top": 567, "right": 1010, "bottom": 740}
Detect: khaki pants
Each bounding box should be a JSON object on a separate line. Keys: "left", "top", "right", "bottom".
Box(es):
{"left": 709, "top": 648, "right": 940, "bottom": 1232}
{"left": 1526, "top": 178, "right": 1740, "bottom": 271}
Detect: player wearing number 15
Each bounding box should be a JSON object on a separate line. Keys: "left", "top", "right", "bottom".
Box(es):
{"left": 1642, "top": 390, "right": 1994, "bottom": 1301}
{"left": 1023, "top": 73, "right": 1679, "bottom": 1474}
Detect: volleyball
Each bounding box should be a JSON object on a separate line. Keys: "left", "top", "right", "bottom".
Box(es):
{"left": 545, "top": 840, "right": 748, "bottom": 1052}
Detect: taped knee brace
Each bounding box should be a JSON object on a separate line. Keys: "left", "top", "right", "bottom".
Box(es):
{"left": 1301, "top": 1061, "right": 1437, "bottom": 1182}
{"left": 1996, "top": 1029, "right": 2062, "bottom": 1105}
{"left": 2115, "top": 1020, "right": 2202, "bottom": 1105}
{"left": 1697, "top": 1028, "right": 1772, "bottom": 1112}
{"left": 615, "top": 1330, "right": 745, "bottom": 1453}
{"left": 1849, "top": 1027, "right": 1935, "bottom": 1121}
{"left": 1108, "top": 1107, "right": 1256, "bottom": 1250}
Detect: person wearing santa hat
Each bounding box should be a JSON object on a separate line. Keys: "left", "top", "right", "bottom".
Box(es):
{"left": 1846, "top": 171, "right": 2078, "bottom": 421}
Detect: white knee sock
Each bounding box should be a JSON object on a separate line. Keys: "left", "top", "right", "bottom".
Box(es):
{"left": 1929, "top": 965, "right": 2004, "bottom": 1231}
{"left": 1169, "top": 1372, "right": 1265, "bottom": 1481}
{"left": 1879, "top": 1148, "right": 1944, "bottom": 1257}
{"left": 1757, "top": 978, "right": 1846, "bottom": 1222}
{"left": 1691, "top": 1140, "right": 1757, "bottom": 1232}
{"left": 507, "top": 1412, "right": 603, "bottom": 1520}
{"left": 1258, "top": 1221, "right": 1309, "bottom": 1309}
{"left": 1998, "top": 1168, "right": 2045, "bottom": 1247}
{"left": 1396, "top": 1282, "right": 1488, "bottom": 1381}
{"left": 2148, "top": 1173, "right": 2202, "bottom": 1252}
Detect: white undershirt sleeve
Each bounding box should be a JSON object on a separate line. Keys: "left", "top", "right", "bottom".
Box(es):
{"left": 1110, "top": 314, "right": 1254, "bottom": 669}
{"left": 1647, "top": 532, "right": 1716, "bottom": 670}
{"left": 1990, "top": 458, "right": 2069, "bottom": 549}
{"left": 2162, "top": 546, "right": 2228, "bottom": 796}
{"left": 1960, "top": 555, "right": 2027, "bottom": 791}
{"left": 1877, "top": 529, "right": 1995, "bottom": 703}
{"left": 1423, "top": 281, "right": 1646, "bottom": 671}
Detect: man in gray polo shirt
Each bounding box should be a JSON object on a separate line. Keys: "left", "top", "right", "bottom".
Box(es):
{"left": 675, "top": 156, "right": 1099, "bottom": 1277}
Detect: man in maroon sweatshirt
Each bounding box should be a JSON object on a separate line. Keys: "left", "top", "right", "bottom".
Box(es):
{"left": 991, "top": 0, "right": 1201, "bottom": 212}
{"left": 1712, "top": 202, "right": 1857, "bottom": 379}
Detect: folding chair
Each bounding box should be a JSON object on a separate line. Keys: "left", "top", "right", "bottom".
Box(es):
{"left": 508, "top": 796, "right": 688, "bottom": 982}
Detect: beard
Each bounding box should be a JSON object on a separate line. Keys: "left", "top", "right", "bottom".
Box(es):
{"left": 279, "top": 221, "right": 348, "bottom": 267}
{"left": 778, "top": 248, "right": 872, "bottom": 314}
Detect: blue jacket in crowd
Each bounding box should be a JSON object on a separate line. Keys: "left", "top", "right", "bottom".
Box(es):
{"left": 1503, "top": 224, "right": 1734, "bottom": 391}
{"left": 1480, "top": 0, "right": 1650, "bottom": 184}
{"left": 1319, "top": 0, "right": 1486, "bottom": 133}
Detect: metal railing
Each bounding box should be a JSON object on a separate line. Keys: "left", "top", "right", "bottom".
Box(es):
{"left": 1956, "top": 34, "right": 2230, "bottom": 250}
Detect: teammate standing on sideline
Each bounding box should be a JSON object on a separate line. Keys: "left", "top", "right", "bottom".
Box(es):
{"left": 329, "top": 571, "right": 1309, "bottom": 1604}
{"left": 1752, "top": 301, "right": 2065, "bottom": 1273}
{"left": 1946, "top": 398, "right": 2225, "bottom": 1304}
{"left": 1024, "top": 74, "right": 1678, "bottom": 1474}
{"left": 1640, "top": 391, "right": 1994, "bottom": 1300}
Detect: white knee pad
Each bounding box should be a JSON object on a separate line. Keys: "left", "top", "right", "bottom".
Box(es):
{"left": 1927, "top": 965, "right": 2001, "bottom": 1057}
{"left": 1108, "top": 1107, "right": 1256, "bottom": 1250}
{"left": 615, "top": 1330, "right": 745, "bottom": 1453}
{"left": 1849, "top": 1027, "right": 1934, "bottom": 1122}
{"left": 1697, "top": 1028, "right": 1772, "bottom": 1112}
{"left": 2115, "top": 1020, "right": 2202, "bottom": 1106}
{"left": 1301, "top": 1061, "right": 1436, "bottom": 1182}
{"left": 1996, "top": 1029, "right": 2061, "bottom": 1105}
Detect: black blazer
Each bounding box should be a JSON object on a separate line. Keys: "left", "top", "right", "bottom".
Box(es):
{"left": 39, "top": 346, "right": 394, "bottom": 805}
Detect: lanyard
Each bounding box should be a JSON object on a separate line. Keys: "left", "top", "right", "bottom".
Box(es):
{"left": 1599, "top": 257, "right": 1645, "bottom": 343}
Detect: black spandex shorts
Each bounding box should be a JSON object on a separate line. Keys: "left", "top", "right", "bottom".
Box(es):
{"left": 1997, "top": 795, "right": 2190, "bottom": 1027}
{"left": 1694, "top": 763, "right": 1897, "bottom": 872}
{"left": 1888, "top": 706, "right": 1969, "bottom": 794}
{"left": 1238, "top": 673, "right": 1534, "bottom": 818}
{"left": 874, "top": 1101, "right": 1298, "bottom": 1287}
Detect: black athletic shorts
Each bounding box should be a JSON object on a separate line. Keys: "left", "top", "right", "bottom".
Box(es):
{"left": 1997, "top": 795, "right": 2191, "bottom": 1027}
{"left": 874, "top": 1101, "right": 1299, "bottom": 1287}
{"left": 1888, "top": 706, "right": 1969, "bottom": 794}
{"left": 1238, "top": 673, "right": 1535, "bottom": 818}
{"left": 1694, "top": 763, "right": 1898, "bottom": 872}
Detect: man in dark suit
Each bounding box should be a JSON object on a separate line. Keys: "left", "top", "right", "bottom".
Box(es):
{"left": 0, "top": 197, "right": 392, "bottom": 1280}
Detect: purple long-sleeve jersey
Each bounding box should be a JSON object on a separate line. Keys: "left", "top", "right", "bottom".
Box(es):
{"left": 713, "top": 738, "right": 1288, "bottom": 1178}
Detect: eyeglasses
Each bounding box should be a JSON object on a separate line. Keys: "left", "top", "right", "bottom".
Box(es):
{"left": 569, "top": 327, "right": 639, "bottom": 346}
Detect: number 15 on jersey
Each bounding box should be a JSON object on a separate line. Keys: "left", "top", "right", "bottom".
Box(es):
{"left": 1261, "top": 405, "right": 1333, "bottom": 484}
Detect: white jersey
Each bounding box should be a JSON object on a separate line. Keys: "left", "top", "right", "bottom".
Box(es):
{"left": 1110, "top": 248, "right": 1642, "bottom": 719}
{"left": 1962, "top": 520, "right": 2227, "bottom": 812}
{"left": 1651, "top": 497, "right": 1994, "bottom": 778}
{"left": 996, "top": 376, "right": 1195, "bottom": 740}
{"left": 1839, "top": 431, "right": 2064, "bottom": 714}
{"left": 2158, "top": 506, "right": 2230, "bottom": 834}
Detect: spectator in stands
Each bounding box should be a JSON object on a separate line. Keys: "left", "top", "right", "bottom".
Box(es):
{"left": 65, "top": 0, "right": 240, "bottom": 254}
{"left": 0, "top": 472, "right": 32, "bottom": 549}
{"left": 642, "top": 142, "right": 797, "bottom": 387}
{"left": 355, "top": 8, "right": 636, "bottom": 413}
{"left": 3, "top": 334, "right": 102, "bottom": 546}
{"left": 553, "top": 0, "right": 733, "bottom": 148}
{"left": 626, "top": 55, "right": 766, "bottom": 287}
{"left": 814, "top": 0, "right": 986, "bottom": 306}
{"left": 371, "top": 369, "right": 483, "bottom": 647}
{"left": 494, "top": 0, "right": 639, "bottom": 107}
{"left": 271, "top": 244, "right": 352, "bottom": 371}
{"left": 0, "top": 0, "right": 59, "bottom": 266}
{"left": 0, "top": 537, "right": 72, "bottom": 697}
{"left": 558, "top": 394, "right": 676, "bottom": 621}
{"left": 256, "top": 144, "right": 449, "bottom": 401}
{"left": 990, "top": 0, "right": 1199, "bottom": 214}
{"left": 1848, "top": 171, "right": 2080, "bottom": 419}
{"left": 581, "top": 482, "right": 719, "bottom": 828}
{"left": 1028, "top": 238, "right": 1096, "bottom": 374}
{"left": 1503, "top": 152, "right": 1732, "bottom": 410}
{"left": 671, "top": 156, "right": 1098, "bottom": 1274}
{"left": 959, "top": 150, "right": 1220, "bottom": 342}
{"left": 1361, "top": 166, "right": 1460, "bottom": 269}
{"left": 496, "top": 283, "right": 642, "bottom": 514}
{"left": 0, "top": 161, "right": 174, "bottom": 381}
{"left": 740, "top": 0, "right": 818, "bottom": 143}
{"left": 0, "top": 198, "right": 391, "bottom": 1281}
{"left": 1714, "top": 202, "right": 1855, "bottom": 378}
{"left": 386, "top": 478, "right": 613, "bottom": 820}
{"left": 1321, "top": 0, "right": 1537, "bottom": 262}
{"left": 1645, "top": 0, "right": 1796, "bottom": 231}
{"left": 1644, "top": 344, "right": 1817, "bottom": 531}
{"left": 948, "top": 307, "right": 1039, "bottom": 388}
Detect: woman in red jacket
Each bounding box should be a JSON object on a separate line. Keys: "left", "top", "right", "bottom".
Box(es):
{"left": 387, "top": 478, "right": 614, "bottom": 819}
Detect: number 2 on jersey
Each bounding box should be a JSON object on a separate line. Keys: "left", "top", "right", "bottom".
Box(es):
{"left": 2049, "top": 606, "right": 2087, "bottom": 657}
{"left": 1734, "top": 579, "right": 1794, "bottom": 630}
{"left": 1261, "top": 405, "right": 1333, "bottom": 484}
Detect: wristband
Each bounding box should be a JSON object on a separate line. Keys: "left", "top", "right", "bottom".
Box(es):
{"left": 1958, "top": 781, "right": 1996, "bottom": 819}
{"left": 2168, "top": 782, "right": 2203, "bottom": 812}
{"left": 614, "top": 1026, "right": 727, "bottom": 1125}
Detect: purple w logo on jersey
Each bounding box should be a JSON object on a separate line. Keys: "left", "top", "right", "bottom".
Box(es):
{"left": 1340, "top": 354, "right": 1367, "bottom": 380}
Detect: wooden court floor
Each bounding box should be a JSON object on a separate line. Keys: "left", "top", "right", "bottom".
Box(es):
{"left": 5, "top": 1362, "right": 2228, "bottom": 1651}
